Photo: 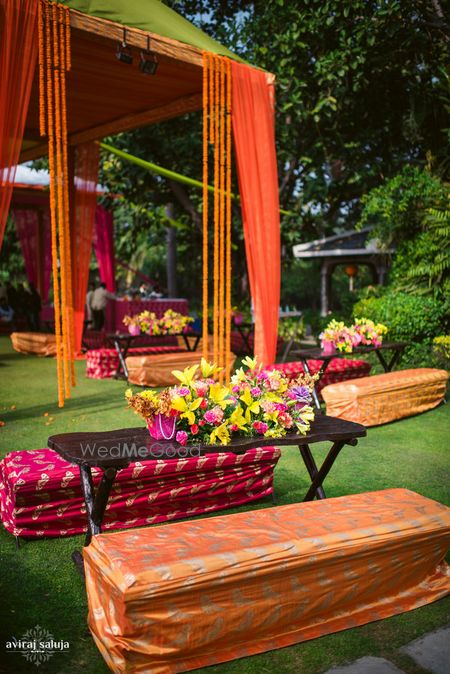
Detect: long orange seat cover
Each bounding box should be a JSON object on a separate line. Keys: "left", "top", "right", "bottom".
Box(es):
{"left": 322, "top": 368, "right": 448, "bottom": 427}
{"left": 10, "top": 331, "right": 57, "bottom": 357}
{"left": 83, "top": 488, "right": 450, "bottom": 674}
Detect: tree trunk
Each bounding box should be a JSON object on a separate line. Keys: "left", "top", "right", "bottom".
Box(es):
{"left": 165, "top": 203, "right": 177, "bottom": 298}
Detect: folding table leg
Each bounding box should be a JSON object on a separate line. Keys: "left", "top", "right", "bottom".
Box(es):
{"left": 298, "top": 444, "right": 326, "bottom": 499}
{"left": 73, "top": 465, "right": 118, "bottom": 575}
{"left": 302, "top": 441, "right": 346, "bottom": 502}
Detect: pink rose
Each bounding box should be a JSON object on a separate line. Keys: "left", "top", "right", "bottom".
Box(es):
{"left": 176, "top": 430, "right": 188, "bottom": 446}
{"left": 251, "top": 387, "right": 262, "bottom": 396}
{"left": 194, "top": 381, "right": 209, "bottom": 397}
{"left": 177, "top": 387, "right": 190, "bottom": 397}
{"left": 229, "top": 424, "right": 239, "bottom": 432}
{"left": 204, "top": 410, "right": 217, "bottom": 424}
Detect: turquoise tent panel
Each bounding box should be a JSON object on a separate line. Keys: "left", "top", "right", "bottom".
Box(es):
{"left": 64, "top": 0, "right": 244, "bottom": 61}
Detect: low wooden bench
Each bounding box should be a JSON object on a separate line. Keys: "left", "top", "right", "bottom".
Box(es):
{"left": 322, "top": 368, "right": 448, "bottom": 426}
{"left": 83, "top": 488, "right": 450, "bottom": 674}
{"left": 10, "top": 331, "right": 56, "bottom": 357}
{"left": 126, "top": 350, "right": 236, "bottom": 387}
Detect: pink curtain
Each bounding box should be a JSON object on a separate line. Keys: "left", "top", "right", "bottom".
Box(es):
{"left": 231, "top": 62, "right": 281, "bottom": 365}
{"left": 11, "top": 208, "right": 52, "bottom": 302}
{"left": 72, "top": 142, "right": 100, "bottom": 352}
{"left": 94, "top": 205, "right": 116, "bottom": 292}
{"left": 0, "top": 0, "right": 38, "bottom": 249}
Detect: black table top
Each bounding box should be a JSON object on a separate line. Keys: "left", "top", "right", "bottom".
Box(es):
{"left": 48, "top": 416, "right": 366, "bottom": 469}
{"left": 292, "top": 341, "right": 408, "bottom": 360}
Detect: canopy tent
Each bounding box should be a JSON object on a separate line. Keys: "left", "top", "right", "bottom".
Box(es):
{"left": 9, "top": 183, "right": 115, "bottom": 300}
{"left": 0, "top": 0, "right": 281, "bottom": 405}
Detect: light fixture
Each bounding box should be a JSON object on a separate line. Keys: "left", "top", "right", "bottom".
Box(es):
{"left": 116, "top": 29, "right": 133, "bottom": 64}
{"left": 139, "top": 36, "right": 158, "bottom": 75}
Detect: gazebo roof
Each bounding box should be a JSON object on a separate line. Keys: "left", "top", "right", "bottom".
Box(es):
{"left": 21, "top": 0, "right": 246, "bottom": 163}
{"left": 292, "top": 227, "right": 393, "bottom": 259}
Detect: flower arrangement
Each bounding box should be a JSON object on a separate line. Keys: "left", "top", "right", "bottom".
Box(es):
{"left": 353, "top": 317, "right": 388, "bottom": 348}
{"left": 320, "top": 318, "right": 388, "bottom": 354}
{"left": 125, "top": 357, "right": 316, "bottom": 446}
{"left": 123, "top": 309, "right": 193, "bottom": 336}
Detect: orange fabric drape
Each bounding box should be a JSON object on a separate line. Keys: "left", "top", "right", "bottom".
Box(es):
{"left": 72, "top": 142, "right": 100, "bottom": 353}
{"left": 231, "top": 62, "right": 280, "bottom": 366}
{"left": 0, "top": 0, "right": 38, "bottom": 248}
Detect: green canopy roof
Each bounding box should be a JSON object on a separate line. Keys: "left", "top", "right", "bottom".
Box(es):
{"left": 64, "top": 0, "right": 242, "bottom": 61}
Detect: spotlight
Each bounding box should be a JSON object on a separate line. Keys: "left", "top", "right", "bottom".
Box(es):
{"left": 139, "top": 36, "right": 158, "bottom": 75}
{"left": 116, "top": 29, "right": 133, "bottom": 64}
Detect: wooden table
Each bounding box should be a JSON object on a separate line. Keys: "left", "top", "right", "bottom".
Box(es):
{"left": 291, "top": 342, "right": 408, "bottom": 410}
{"left": 106, "top": 331, "right": 201, "bottom": 379}
{"left": 48, "top": 416, "right": 366, "bottom": 570}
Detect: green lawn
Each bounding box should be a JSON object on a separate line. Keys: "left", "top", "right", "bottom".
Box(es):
{"left": 0, "top": 335, "right": 449, "bottom": 674}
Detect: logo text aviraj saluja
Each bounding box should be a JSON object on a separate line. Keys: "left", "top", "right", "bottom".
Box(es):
{"left": 6, "top": 625, "right": 69, "bottom": 666}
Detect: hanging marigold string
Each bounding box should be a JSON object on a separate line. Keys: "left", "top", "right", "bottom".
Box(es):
{"left": 218, "top": 58, "right": 226, "bottom": 382}
{"left": 202, "top": 52, "right": 209, "bottom": 360}
{"left": 39, "top": 0, "right": 73, "bottom": 406}
{"left": 202, "top": 52, "right": 233, "bottom": 381}
{"left": 38, "top": 0, "right": 46, "bottom": 136}
{"left": 213, "top": 55, "right": 220, "bottom": 365}
{"left": 225, "top": 57, "right": 232, "bottom": 382}
{"left": 59, "top": 3, "right": 76, "bottom": 387}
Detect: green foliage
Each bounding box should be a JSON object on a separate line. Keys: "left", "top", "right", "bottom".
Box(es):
{"left": 98, "top": 0, "right": 450, "bottom": 307}
{"left": 353, "top": 291, "right": 449, "bottom": 366}
{"left": 358, "top": 166, "right": 447, "bottom": 247}
{"left": 433, "top": 335, "right": 450, "bottom": 368}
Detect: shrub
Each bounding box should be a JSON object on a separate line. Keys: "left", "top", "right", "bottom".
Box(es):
{"left": 353, "top": 292, "right": 448, "bottom": 367}
{"left": 433, "top": 336, "right": 450, "bottom": 369}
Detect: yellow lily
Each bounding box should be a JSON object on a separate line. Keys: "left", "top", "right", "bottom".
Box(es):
{"left": 172, "top": 363, "right": 199, "bottom": 387}
{"left": 209, "top": 422, "right": 231, "bottom": 445}
{"left": 200, "top": 358, "right": 222, "bottom": 379}
{"left": 171, "top": 395, "right": 202, "bottom": 425}
{"left": 242, "top": 355, "right": 259, "bottom": 371}
{"left": 208, "top": 383, "right": 230, "bottom": 408}
{"left": 240, "top": 387, "right": 260, "bottom": 414}
{"left": 229, "top": 405, "right": 248, "bottom": 431}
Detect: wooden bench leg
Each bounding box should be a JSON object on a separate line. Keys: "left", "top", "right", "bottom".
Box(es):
{"left": 298, "top": 444, "right": 326, "bottom": 499}
{"left": 302, "top": 440, "right": 346, "bottom": 502}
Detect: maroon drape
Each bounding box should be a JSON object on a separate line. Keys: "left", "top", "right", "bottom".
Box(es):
{"left": 11, "top": 207, "right": 52, "bottom": 302}
{"left": 72, "top": 142, "right": 100, "bottom": 352}
{"left": 0, "top": 0, "right": 38, "bottom": 249}
{"left": 94, "top": 205, "right": 116, "bottom": 292}
{"left": 231, "top": 62, "right": 281, "bottom": 365}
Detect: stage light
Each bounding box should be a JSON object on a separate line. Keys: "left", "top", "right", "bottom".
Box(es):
{"left": 116, "top": 29, "right": 133, "bottom": 65}
{"left": 139, "top": 36, "right": 158, "bottom": 75}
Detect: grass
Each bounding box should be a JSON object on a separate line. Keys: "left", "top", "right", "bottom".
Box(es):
{"left": 0, "top": 335, "right": 449, "bottom": 674}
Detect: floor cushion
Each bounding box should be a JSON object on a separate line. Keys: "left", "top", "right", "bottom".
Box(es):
{"left": 86, "top": 346, "right": 184, "bottom": 379}
{"left": 83, "top": 488, "right": 450, "bottom": 674}
{"left": 126, "top": 351, "right": 236, "bottom": 387}
{"left": 269, "top": 358, "right": 371, "bottom": 396}
{"left": 322, "top": 368, "right": 448, "bottom": 426}
{"left": 0, "top": 446, "right": 280, "bottom": 538}
{"left": 10, "top": 331, "right": 57, "bottom": 357}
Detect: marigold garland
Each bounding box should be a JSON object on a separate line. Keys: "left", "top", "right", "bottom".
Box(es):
{"left": 39, "top": 0, "right": 73, "bottom": 406}
{"left": 225, "top": 57, "right": 232, "bottom": 382}
{"left": 218, "top": 58, "right": 226, "bottom": 382}
{"left": 202, "top": 52, "right": 209, "bottom": 360}
{"left": 213, "top": 55, "right": 220, "bottom": 364}
{"left": 202, "top": 52, "right": 233, "bottom": 382}
{"left": 59, "top": 4, "right": 76, "bottom": 386}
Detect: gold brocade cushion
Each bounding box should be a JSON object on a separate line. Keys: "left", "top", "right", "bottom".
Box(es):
{"left": 322, "top": 368, "right": 448, "bottom": 426}
{"left": 126, "top": 350, "right": 236, "bottom": 387}
{"left": 10, "top": 331, "right": 57, "bottom": 357}
{"left": 83, "top": 488, "right": 450, "bottom": 674}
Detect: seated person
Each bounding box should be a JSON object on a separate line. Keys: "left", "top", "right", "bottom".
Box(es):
{"left": 0, "top": 298, "right": 14, "bottom": 323}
